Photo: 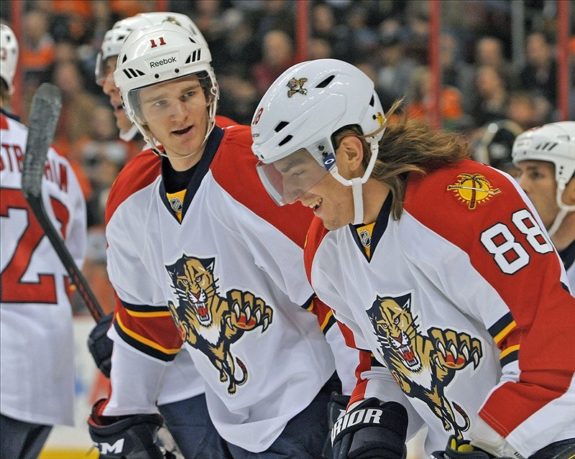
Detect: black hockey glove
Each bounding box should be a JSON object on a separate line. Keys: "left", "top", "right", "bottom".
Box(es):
{"left": 431, "top": 436, "right": 516, "bottom": 459}
{"left": 87, "top": 313, "right": 114, "bottom": 378}
{"left": 322, "top": 393, "right": 351, "bottom": 458}
{"left": 331, "top": 397, "right": 408, "bottom": 459}
{"left": 88, "top": 399, "right": 166, "bottom": 459}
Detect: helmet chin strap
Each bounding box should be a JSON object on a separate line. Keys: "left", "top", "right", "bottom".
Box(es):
{"left": 548, "top": 184, "right": 575, "bottom": 237}
{"left": 350, "top": 140, "right": 379, "bottom": 225}
{"left": 351, "top": 178, "right": 364, "bottom": 225}
{"left": 119, "top": 124, "right": 140, "bottom": 142}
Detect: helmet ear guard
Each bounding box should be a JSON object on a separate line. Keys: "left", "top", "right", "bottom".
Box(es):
{"left": 0, "top": 24, "right": 19, "bottom": 95}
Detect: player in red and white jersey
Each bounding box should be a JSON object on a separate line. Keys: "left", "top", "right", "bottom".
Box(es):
{"left": 88, "top": 20, "right": 357, "bottom": 458}
{"left": 512, "top": 122, "right": 575, "bottom": 291}
{"left": 0, "top": 23, "right": 87, "bottom": 459}
{"left": 90, "top": 13, "right": 219, "bottom": 458}
{"left": 251, "top": 59, "right": 575, "bottom": 459}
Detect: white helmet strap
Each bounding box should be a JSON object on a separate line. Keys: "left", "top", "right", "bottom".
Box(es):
{"left": 119, "top": 124, "right": 140, "bottom": 142}
{"left": 548, "top": 182, "right": 575, "bottom": 237}
{"left": 332, "top": 138, "right": 379, "bottom": 225}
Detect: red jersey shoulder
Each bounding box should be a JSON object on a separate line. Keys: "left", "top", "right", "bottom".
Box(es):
{"left": 404, "top": 159, "right": 525, "bottom": 228}
{"left": 215, "top": 114, "right": 237, "bottom": 128}
{"left": 211, "top": 125, "right": 313, "bottom": 247}
{"left": 105, "top": 148, "right": 160, "bottom": 224}
{"left": 303, "top": 217, "right": 330, "bottom": 281}
{"left": 0, "top": 113, "right": 9, "bottom": 130}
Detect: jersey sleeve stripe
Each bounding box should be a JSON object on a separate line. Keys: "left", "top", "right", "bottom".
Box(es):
{"left": 493, "top": 320, "right": 517, "bottom": 345}
{"left": 113, "top": 313, "right": 180, "bottom": 361}
{"left": 488, "top": 311, "right": 515, "bottom": 342}
{"left": 500, "top": 347, "right": 519, "bottom": 367}
{"left": 125, "top": 308, "right": 172, "bottom": 318}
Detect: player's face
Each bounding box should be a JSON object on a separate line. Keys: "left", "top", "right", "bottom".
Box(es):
{"left": 516, "top": 160, "right": 558, "bottom": 229}
{"left": 292, "top": 145, "right": 355, "bottom": 231}
{"left": 139, "top": 75, "right": 209, "bottom": 169}
{"left": 101, "top": 56, "right": 132, "bottom": 134}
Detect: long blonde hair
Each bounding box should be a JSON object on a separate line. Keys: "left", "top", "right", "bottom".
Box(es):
{"left": 333, "top": 100, "right": 470, "bottom": 219}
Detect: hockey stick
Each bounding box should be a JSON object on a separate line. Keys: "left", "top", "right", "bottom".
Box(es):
{"left": 22, "top": 83, "right": 104, "bottom": 321}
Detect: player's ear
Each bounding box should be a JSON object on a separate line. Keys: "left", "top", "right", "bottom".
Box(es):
{"left": 337, "top": 135, "right": 364, "bottom": 178}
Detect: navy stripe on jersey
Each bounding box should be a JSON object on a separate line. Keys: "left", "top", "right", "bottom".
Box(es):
{"left": 487, "top": 311, "right": 516, "bottom": 344}
{"left": 349, "top": 193, "right": 392, "bottom": 262}
{"left": 113, "top": 318, "right": 177, "bottom": 362}
{"left": 159, "top": 126, "right": 224, "bottom": 221}
{"left": 500, "top": 347, "right": 519, "bottom": 367}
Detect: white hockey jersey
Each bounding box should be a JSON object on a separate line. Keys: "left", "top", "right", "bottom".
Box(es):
{"left": 103, "top": 147, "right": 204, "bottom": 407}
{"left": 104, "top": 125, "right": 355, "bottom": 452}
{"left": 0, "top": 112, "right": 86, "bottom": 426}
{"left": 304, "top": 159, "right": 575, "bottom": 457}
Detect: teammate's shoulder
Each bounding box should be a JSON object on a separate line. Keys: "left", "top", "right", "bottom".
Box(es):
{"left": 405, "top": 158, "right": 518, "bottom": 216}
{"left": 105, "top": 148, "right": 160, "bottom": 223}
{"left": 221, "top": 124, "right": 252, "bottom": 147}
{"left": 305, "top": 217, "right": 330, "bottom": 255}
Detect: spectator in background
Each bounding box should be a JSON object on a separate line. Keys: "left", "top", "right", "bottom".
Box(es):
{"left": 474, "top": 36, "right": 515, "bottom": 84}
{"left": 252, "top": 29, "right": 295, "bottom": 96}
{"left": 519, "top": 31, "right": 557, "bottom": 107}
{"left": 506, "top": 90, "right": 549, "bottom": 131}
{"left": 20, "top": 9, "right": 55, "bottom": 90}
{"left": 405, "top": 65, "right": 465, "bottom": 131}
{"left": 469, "top": 65, "right": 509, "bottom": 127}
{"left": 376, "top": 26, "right": 417, "bottom": 111}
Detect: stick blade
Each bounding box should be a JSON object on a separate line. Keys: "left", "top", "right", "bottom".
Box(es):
{"left": 22, "top": 83, "right": 63, "bottom": 199}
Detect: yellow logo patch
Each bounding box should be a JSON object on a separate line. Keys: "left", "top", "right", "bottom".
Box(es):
{"left": 287, "top": 77, "right": 308, "bottom": 98}
{"left": 447, "top": 173, "right": 501, "bottom": 210}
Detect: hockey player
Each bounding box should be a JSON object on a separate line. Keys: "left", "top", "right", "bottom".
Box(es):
{"left": 251, "top": 59, "right": 575, "bottom": 459}
{"left": 88, "top": 21, "right": 356, "bottom": 458}
{"left": 512, "top": 122, "right": 575, "bottom": 291}
{"left": 88, "top": 13, "right": 222, "bottom": 457}
{"left": 0, "top": 23, "right": 87, "bottom": 458}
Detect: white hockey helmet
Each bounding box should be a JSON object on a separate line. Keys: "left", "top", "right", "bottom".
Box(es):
{"left": 251, "top": 58, "right": 385, "bottom": 224}
{"left": 113, "top": 21, "right": 218, "bottom": 152}
{"left": 512, "top": 121, "right": 575, "bottom": 235}
{"left": 0, "top": 24, "right": 19, "bottom": 94}
{"left": 96, "top": 12, "right": 206, "bottom": 85}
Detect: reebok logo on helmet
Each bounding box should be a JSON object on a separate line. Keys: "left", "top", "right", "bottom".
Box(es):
{"left": 149, "top": 56, "right": 176, "bottom": 68}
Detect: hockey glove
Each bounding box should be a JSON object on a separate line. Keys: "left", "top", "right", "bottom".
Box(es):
{"left": 322, "top": 393, "right": 351, "bottom": 458}
{"left": 87, "top": 313, "right": 114, "bottom": 377}
{"left": 88, "top": 399, "right": 166, "bottom": 459}
{"left": 431, "top": 436, "right": 515, "bottom": 459}
{"left": 331, "top": 397, "right": 408, "bottom": 459}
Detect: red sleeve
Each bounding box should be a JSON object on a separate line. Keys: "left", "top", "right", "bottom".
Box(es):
{"left": 210, "top": 125, "right": 313, "bottom": 247}
{"left": 113, "top": 294, "right": 182, "bottom": 362}
{"left": 404, "top": 159, "right": 575, "bottom": 436}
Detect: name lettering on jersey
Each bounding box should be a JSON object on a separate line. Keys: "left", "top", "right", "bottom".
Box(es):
{"left": 1, "top": 143, "right": 68, "bottom": 192}
{"left": 366, "top": 292, "right": 483, "bottom": 439}
{"left": 165, "top": 254, "right": 274, "bottom": 394}
{"left": 447, "top": 173, "right": 500, "bottom": 210}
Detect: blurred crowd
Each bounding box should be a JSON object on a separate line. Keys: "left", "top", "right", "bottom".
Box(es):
{"left": 1, "top": 0, "right": 573, "bottom": 314}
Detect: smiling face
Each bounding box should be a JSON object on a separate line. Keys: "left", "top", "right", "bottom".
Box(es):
{"left": 269, "top": 143, "right": 355, "bottom": 230}
{"left": 516, "top": 160, "right": 558, "bottom": 229}
{"left": 138, "top": 75, "right": 209, "bottom": 170}
{"left": 101, "top": 56, "right": 133, "bottom": 134}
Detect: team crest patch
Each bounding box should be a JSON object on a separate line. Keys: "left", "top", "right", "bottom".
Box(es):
{"left": 366, "top": 292, "right": 483, "bottom": 439}
{"left": 447, "top": 173, "right": 501, "bottom": 210}
{"left": 166, "top": 255, "right": 273, "bottom": 394}
{"left": 287, "top": 77, "right": 308, "bottom": 97}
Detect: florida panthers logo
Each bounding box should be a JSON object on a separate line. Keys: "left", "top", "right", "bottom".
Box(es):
{"left": 166, "top": 255, "right": 273, "bottom": 394}
{"left": 367, "top": 293, "right": 483, "bottom": 439}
